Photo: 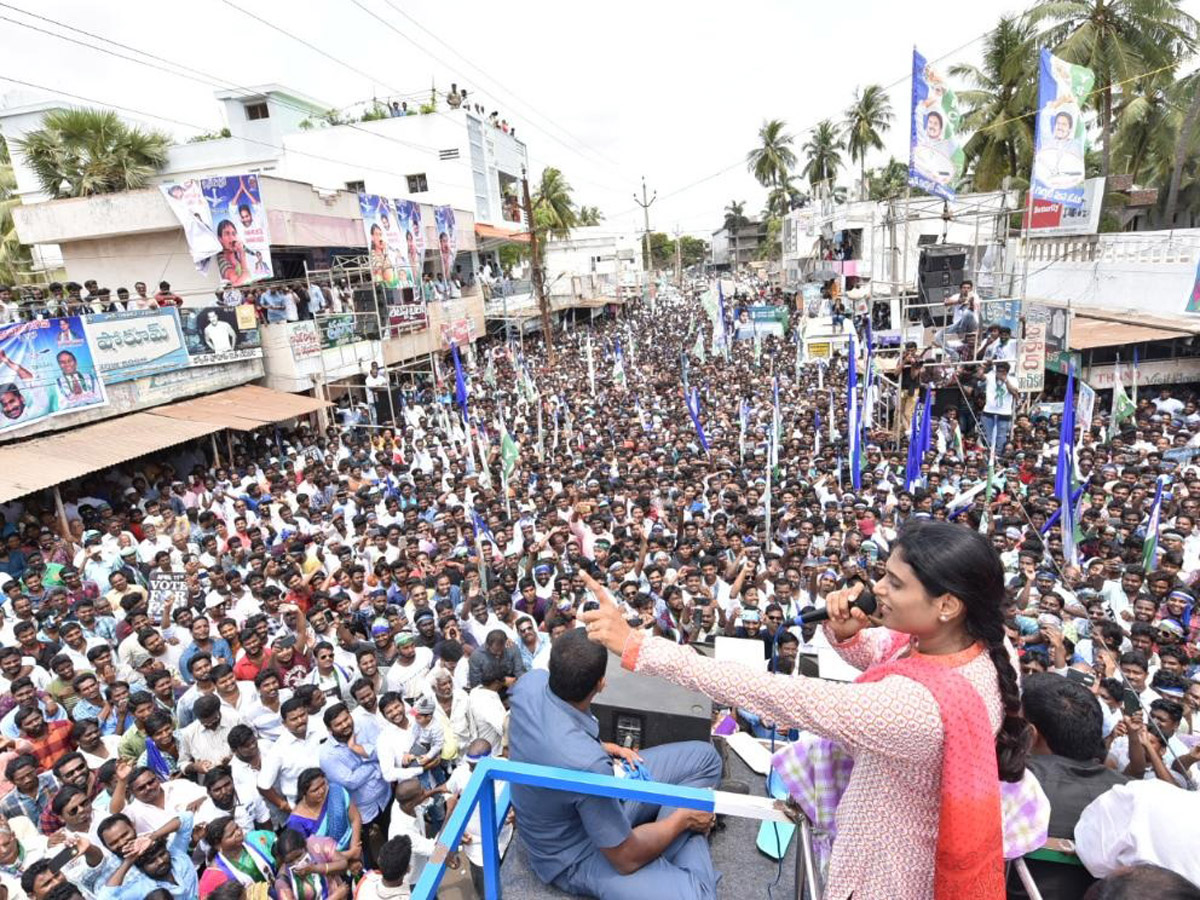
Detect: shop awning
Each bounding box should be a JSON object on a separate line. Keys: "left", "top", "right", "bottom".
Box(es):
{"left": 475, "top": 224, "right": 530, "bottom": 243}
{"left": 0, "top": 385, "right": 331, "bottom": 502}
{"left": 0, "top": 413, "right": 217, "bottom": 503}
{"left": 151, "top": 385, "right": 330, "bottom": 431}
{"left": 1069, "top": 318, "right": 1195, "bottom": 350}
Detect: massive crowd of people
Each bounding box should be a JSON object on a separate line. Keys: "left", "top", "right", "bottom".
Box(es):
{"left": 0, "top": 279, "right": 1195, "bottom": 900}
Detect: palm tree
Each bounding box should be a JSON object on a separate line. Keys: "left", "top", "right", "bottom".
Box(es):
{"left": 866, "top": 158, "right": 911, "bottom": 202}
{"left": 14, "top": 107, "right": 171, "bottom": 199}
{"left": 765, "top": 175, "right": 810, "bottom": 217}
{"left": 723, "top": 200, "right": 749, "bottom": 231}
{"left": 746, "top": 119, "right": 798, "bottom": 218}
{"left": 1165, "top": 72, "right": 1200, "bottom": 223}
{"left": 950, "top": 15, "right": 1038, "bottom": 191}
{"left": 530, "top": 166, "right": 576, "bottom": 363}
{"left": 801, "top": 119, "right": 845, "bottom": 190}
{"left": 844, "top": 85, "right": 894, "bottom": 199}
{"left": 531, "top": 167, "right": 577, "bottom": 239}
{"left": 577, "top": 205, "right": 605, "bottom": 226}
{"left": 0, "top": 139, "right": 31, "bottom": 285}
{"left": 1028, "top": 0, "right": 1198, "bottom": 177}
{"left": 1112, "top": 68, "right": 1178, "bottom": 185}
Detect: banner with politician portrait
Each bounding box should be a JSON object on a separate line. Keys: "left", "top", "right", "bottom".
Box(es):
{"left": 180, "top": 305, "right": 263, "bottom": 366}
{"left": 393, "top": 199, "right": 427, "bottom": 286}
{"left": 201, "top": 174, "right": 274, "bottom": 285}
{"left": 1031, "top": 49, "right": 1094, "bottom": 209}
{"left": 359, "top": 193, "right": 413, "bottom": 291}
{"left": 159, "top": 174, "right": 274, "bottom": 286}
{"left": 908, "top": 48, "right": 965, "bottom": 201}
{"left": 0, "top": 317, "right": 107, "bottom": 436}
{"left": 433, "top": 205, "right": 458, "bottom": 280}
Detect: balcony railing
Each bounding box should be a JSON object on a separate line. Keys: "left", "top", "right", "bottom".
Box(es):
{"left": 413, "top": 755, "right": 804, "bottom": 900}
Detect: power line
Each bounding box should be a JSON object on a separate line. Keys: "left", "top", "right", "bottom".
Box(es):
{"left": 372, "top": 0, "right": 626, "bottom": 174}
{"left": 0, "top": 4, "right": 456, "bottom": 163}
{"left": 604, "top": 30, "right": 994, "bottom": 222}
{"left": 341, "top": 0, "right": 631, "bottom": 198}
{"left": 219, "top": 0, "right": 399, "bottom": 94}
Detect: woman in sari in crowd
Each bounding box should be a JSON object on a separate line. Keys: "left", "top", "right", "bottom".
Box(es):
{"left": 198, "top": 815, "right": 277, "bottom": 897}
{"left": 273, "top": 827, "right": 351, "bottom": 900}
{"left": 286, "top": 768, "right": 362, "bottom": 861}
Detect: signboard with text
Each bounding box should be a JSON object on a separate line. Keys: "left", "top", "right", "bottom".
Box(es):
{"left": 83, "top": 308, "right": 190, "bottom": 383}
{"left": 318, "top": 314, "right": 358, "bottom": 348}
{"left": 287, "top": 321, "right": 321, "bottom": 360}
{"left": 1018, "top": 321, "right": 1047, "bottom": 392}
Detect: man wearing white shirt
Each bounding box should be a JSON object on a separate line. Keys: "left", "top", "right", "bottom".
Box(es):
{"left": 136, "top": 522, "right": 172, "bottom": 566}
{"left": 384, "top": 634, "right": 434, "bottom": 700}
{"left": 377, "top": 693, "right": 424, "bottom": 785}
{"left": 465, "top": 658, "right": 507, "bottom": 751}
{"left": 257, "top": 696, "right": 324, "bottom": 819}
{"left": 227, "top": 724, "right": 278, "bottom": 826}
{"left": 980, "top": 361, "right": 1018, "bottom": 455}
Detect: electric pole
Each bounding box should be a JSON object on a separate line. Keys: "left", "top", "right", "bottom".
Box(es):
{"left": 522, "top": 167, "right": 554, "bottom": 364}
{"left": 633, "top": 176, "right": 656, "bottom": 294}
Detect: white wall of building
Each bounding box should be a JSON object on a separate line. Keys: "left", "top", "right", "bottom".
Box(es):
{"left": 1018, "top": 230, "right": 1200, "bottom": 320}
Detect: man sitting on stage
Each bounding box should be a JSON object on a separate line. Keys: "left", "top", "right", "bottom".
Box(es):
{"left": 508, "top": 629, "right": 723, "bottom": 899}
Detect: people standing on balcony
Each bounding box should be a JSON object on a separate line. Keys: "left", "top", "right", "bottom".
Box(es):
{"left": 153, "top": 281, "right": 183, "bottom": 308}
{"left": 261, "top": 285, "right": 287, "bottom": 324}
{"left": 446, "top": 84, "right": 462, "bottom": 109}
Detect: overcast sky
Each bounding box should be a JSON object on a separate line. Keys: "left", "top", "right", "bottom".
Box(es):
{"left": 0, "top": 0, "right": 1082, "bottom": 238}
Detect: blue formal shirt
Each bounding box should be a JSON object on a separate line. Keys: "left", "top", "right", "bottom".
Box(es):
{"left": 177, "top": 638, "right": 235, "bottom": 684}
{"left": 99, "top": 811, "right": 196, "bottom": 900}
{"left": 319, "top": 738, "right": 391, "bottom": 822}
{"left": 508, "top": 669, "right": 630, "bottom": 883}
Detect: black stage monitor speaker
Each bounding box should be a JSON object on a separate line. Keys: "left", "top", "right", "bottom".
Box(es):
{"left": 917, "top": 244, "right": 968, "bottom": 317}
{"left": 591, "top": 652, "right": 713, "bottom": 751}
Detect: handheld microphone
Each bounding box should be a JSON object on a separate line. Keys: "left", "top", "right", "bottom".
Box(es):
{"left": 792, "top": 589, "right": 877, "bottom": 626}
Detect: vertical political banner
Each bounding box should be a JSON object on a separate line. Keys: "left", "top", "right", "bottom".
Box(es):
{"left": 909, "top": 48, "right": 964, "bottom": 200}
{"left": 161, "top": 174, "right": 274, "bottom": 285}
{"left": 1031, "top": 49, "right": 1094, "bottom": 209}
{"left": 359, "top": 193, "right": 410, "bottom": 290}
{"left": 0, "top": 317, "right": 107, "bottom": 435}
{"left": 434, "top": 205, "right": 458, "bottom": 280}
{"left": 159, "top": 179, "right": 220, "bottom": 267}
{"left": 202, "top": 175, "right": 273, "bottom": 285}
{"left": 394, "top": 199, "right": 427, "bottom": 287}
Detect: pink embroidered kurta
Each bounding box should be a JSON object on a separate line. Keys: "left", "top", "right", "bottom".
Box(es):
{"left": 626, "top": 626, "right": 1003, "bottom": 900}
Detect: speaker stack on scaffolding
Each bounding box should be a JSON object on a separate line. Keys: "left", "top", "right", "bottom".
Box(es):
{"left": 913, "top": 243, "right": 967, "bottom": 325}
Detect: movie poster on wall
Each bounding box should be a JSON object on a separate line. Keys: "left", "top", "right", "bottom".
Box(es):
{"left": 180, "top": 305, "right": 262, "bottom": 365}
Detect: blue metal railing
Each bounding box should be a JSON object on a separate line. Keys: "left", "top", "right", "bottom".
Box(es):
{"left": 412, "top": 757, "right": 724, "bottom": 900}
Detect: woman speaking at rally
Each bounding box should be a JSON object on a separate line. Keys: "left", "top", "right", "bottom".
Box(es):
{"left": 581, "top": 519, "right": 1028, "bottom": 900}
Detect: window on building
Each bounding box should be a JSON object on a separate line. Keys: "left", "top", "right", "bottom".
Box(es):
{"left": 245, "top": 102, "right": 270, "bottom": 121}
{"left": 406, "top": 173, "right": 429, "bottom": 193}
{"left": 345, "top": 180, "right": 365, "bottom": 193}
